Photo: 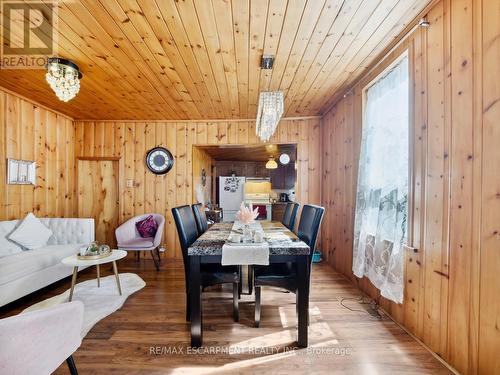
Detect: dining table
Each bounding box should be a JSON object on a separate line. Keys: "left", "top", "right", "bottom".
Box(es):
{"left": 187, "top": 221, "right": 311, "bottom": 348}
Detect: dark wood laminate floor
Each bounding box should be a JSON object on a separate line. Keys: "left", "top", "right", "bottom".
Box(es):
{"left": 1, "top": 258, "right": 452, "bottom": 375}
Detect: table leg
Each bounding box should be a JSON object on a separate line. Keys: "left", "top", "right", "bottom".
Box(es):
{"left": 296, "top": 255, "right": 310, "bottom": 347}
{"left": 69, "top": 267, "right": 78, "bottom": 302}
{"left": 96, "top": 264, "right": 100, "bottom": 287}
{"left": 112, "top": 261, "right": 122, "bottom": 296}
{"left": 189, "top": 255, "right": 202, "bottom": 347}
{"left": 247, "top": 265, "right": 254, "bottom": 295}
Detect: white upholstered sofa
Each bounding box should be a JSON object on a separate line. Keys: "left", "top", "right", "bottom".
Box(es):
{"left": 0, "top": 218, "right": 94, "bottom": 307}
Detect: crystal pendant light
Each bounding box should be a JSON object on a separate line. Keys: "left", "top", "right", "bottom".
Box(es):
{"left": 45, "top": 57, "right": 83, "bottom": 102}
{"left": 256, "top": 91, "right": 284, "bottom": 142}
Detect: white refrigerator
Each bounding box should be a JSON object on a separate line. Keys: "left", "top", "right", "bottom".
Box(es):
{"left": 219, "top": 176, "right": 245, "bottom": 222}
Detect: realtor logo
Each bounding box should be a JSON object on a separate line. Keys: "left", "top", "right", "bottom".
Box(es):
{"left": 1, "top": 0, "right": 58, "bottom": 69}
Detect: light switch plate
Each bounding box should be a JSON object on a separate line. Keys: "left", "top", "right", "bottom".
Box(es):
{"left": 126, "top": 179, "right": 134, "bottom": 188}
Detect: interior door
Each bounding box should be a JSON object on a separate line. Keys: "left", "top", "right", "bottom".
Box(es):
{"left": 78, "top": 159, "right": 119, "bottom": 248}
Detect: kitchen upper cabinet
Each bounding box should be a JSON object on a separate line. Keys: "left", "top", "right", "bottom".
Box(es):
{"left": 216, "top": 161, "right": 270, "bottom": 178}
{"left": 271, "top": 164, "right": 296, "bottom": 189}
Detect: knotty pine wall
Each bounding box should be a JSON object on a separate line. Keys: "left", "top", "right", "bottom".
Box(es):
{"left": 74, "top": 118, "right": 321, "bottom": 260}
{"left": 0, "top": 88, "right": 76, "bottom": 221}
{"left": 192, "top": 146, "right": 214, "bottom": 205}
{"left": 320, "top": 0, "right": 499, "bottom": 374}
{"left": 0, "top": 86, "right": 321, "bottom": 261}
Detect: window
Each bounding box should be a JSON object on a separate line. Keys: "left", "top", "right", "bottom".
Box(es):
{"left": 352, "top": 55, "right": 409, "bottom": 304}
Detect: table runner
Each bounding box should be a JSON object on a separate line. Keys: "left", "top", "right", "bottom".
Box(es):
{"left": 221, "top": 221, "right": 269, "bottom": 265}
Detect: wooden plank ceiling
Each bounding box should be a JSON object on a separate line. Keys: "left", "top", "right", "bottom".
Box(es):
{"left": 0, "top": 0, "right": 430, "bottom": 120}
{"left": 197, "top": 144, "right": 297, "bottom": 162}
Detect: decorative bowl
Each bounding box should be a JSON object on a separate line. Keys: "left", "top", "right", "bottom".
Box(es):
{"left": 77, "top": 242, "right": 112, "bottom": 260}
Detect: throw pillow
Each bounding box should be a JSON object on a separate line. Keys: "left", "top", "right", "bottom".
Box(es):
{"left": 0, "top": 237, "right": 23, "bottom": 257}
{"left": 136, "top": 215, "right": 158, "bottom": 238}
{"left": 8, "top": 213, "right": 53, "bottom": 250}
{"left": 0, "top": 220, "right": 23, "bottom": 257}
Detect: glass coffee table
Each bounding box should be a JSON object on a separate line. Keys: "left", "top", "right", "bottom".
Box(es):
{"left": 62, "top": 249, "right": 127, "bottom": 301}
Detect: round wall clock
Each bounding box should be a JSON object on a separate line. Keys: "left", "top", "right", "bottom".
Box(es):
{"left": 145, "top": 147, "right": 174, "bottom": 175}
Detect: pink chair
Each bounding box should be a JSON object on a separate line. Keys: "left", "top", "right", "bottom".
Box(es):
{"left": 115, "top": 214, "right": 165, "bottom": 270}
{"left": 0, "top": 301, "right": 84, "bottom": 375}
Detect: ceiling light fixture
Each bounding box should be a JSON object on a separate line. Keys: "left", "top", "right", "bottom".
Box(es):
{"left": 418, "top": 18, "right": 430, "bottom": 27}
{"left": 279, "top": 153, "right": 290, "bottom": 165}
{"left": 265, "top": 157, "right": 278, "bottom": 169}
{"left": 45, "top": 57, "right": 83, "bottom": 102}
{"left": 256, "top": 91, "right": 284, "bottom": 142}
{"left": 261, "top": 55, "right": 275, "bottom": 69}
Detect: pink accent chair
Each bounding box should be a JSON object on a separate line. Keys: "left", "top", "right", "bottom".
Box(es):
{"left": 0, "top": 301, "right": 84, "bottom": 375}
{"left": 115, "top": 214, "right": 165, "bottom": 270}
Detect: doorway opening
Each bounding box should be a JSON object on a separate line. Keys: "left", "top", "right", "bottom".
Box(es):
{"left": 192, "top": 144, "right": 297, "bottom": 223}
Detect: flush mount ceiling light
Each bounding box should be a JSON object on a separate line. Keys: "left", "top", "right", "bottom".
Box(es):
{"left": 265, "top": 157, "right": 278, "bottom": 169}
{"left": 45, "top": 57, "right": 83, "bottom": 102}
{"left": 256, "top": 91, "right": 284, "bottom": 142}
{"left": 279, "top": 153, "right": 290, "bottom": 165}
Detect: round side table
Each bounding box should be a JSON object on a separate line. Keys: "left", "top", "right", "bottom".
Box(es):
{"left": 62, "top": 249, "right": 127, "bottom": 301}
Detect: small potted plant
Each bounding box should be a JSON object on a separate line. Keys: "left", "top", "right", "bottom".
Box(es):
{"left": 78, "top": 241, "right": 111, "bottom": 259}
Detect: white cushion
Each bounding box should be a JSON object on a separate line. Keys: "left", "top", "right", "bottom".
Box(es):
{"left": 0, "top": 220, "right": 23, "bottom": 258}
{"left": 8, "top": 213, "right": 53, "bottom": 250}
{"left": 40, "top": 218, "right": 94, "bottom": 245}
{"left": 0, "top": 244, "right": 84, "bottom": 286}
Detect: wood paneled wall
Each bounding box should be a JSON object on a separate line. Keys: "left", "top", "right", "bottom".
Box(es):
{"left": 320, "top": 0, "right": 499, "bottom": 374}
{"left": 192, "top": 147, "right": 214, "bottom": 205}
{"left": 0, "top": 88, "right": 76, "bottom": 221}
{"left": 74, "top": 118, "right": 321, "bottom": 259}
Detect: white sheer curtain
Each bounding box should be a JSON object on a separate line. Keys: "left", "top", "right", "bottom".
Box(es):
{"left": 352, "top": 56, "right": 409, "bottom": 304}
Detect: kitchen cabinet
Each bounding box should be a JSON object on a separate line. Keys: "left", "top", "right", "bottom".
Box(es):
{"left": 272, "top": 203, "right": 287, "bottom": 221}
{"left": 270, "top": 164, "right": 296, "bottom": 189}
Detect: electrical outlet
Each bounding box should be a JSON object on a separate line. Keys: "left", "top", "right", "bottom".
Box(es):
{"left": 126, "top": 179, "right": 134, "bottom": 188}
{"left": 159, "top": 247, "right": 166, "bottom": 253}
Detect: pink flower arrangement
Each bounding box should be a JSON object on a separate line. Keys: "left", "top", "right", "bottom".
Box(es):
{"left": 235, "top": 203, "right": 259, "bottom": 225}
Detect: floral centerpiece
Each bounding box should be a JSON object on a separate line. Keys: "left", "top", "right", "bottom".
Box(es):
{"left": 236, "top": 202, "right": 259, "bottom": 224}
{"left": 236, "top": 203, "right": 259, "bottom": 242}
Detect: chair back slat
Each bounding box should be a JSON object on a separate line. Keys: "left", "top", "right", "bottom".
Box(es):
{"left": 172, "top": 205, "right": 199, "bottom": 289}
{"left": 192, "top": 203, "right": 208, "bottom": 235}
{"left": 296, "top": 204, "right": 325, "bottom": 264}
{"left": 281, "top": 202, "right": 299, "bottom": 231}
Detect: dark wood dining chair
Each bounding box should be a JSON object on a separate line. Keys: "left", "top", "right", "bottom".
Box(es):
{"left": 172, "top": 205, "right": 240, "bottom": 322}
{"left": 282, "top": 202, "right": 299, "bottom": 231}
{"left": 253, "top": 204, "right": 325, "bottom": 327}
{"left": 192, "top": 203, "right": 209, "bottom": 235}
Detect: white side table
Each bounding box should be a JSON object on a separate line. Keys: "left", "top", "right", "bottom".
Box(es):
{"left": 62, "top": 249, "right": 127, "bottom": 301}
